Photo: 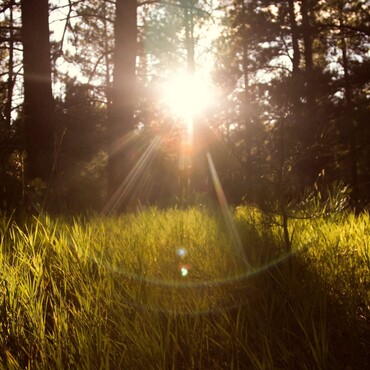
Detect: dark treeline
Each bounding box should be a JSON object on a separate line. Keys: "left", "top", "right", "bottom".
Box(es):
{"left": 0, "top": 0, "right": 369, "bottom": 213}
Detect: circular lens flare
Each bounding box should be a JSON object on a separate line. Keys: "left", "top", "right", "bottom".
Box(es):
{"left": 176, "top": 247, "right": 187, "bottom": 257}
{"left": 180, "top": 265, "right": 191, "bottom": 277}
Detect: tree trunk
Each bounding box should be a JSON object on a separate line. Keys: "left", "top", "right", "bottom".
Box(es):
{"left": 102, "top": 0, "right": 112, "bottom": 104}
{"left": 288, "top": 0, "right": 301, "bottom": 74}
{"left": 5, "top": 1, "right": 15, "bottom": 129}
{"left": 288, "top": 0, "right": 303, "bottom": 140}
{"left": 300, "top": 0, "right": 319, "bottom": 185}
{"left": 301, "top": 0, "right": 313, "bottom": 73}
{"left": 240, "top": 0, "right": 252, "bottom": 166}
{"left": 184, "top": 0, "right": 209, "bottom": 198}
{"left": 184, "top": 0, "right": 195, "bottom": 74}
{"left": 106, "top": 0, "right": 137, "bottom": 211}
{"left": 21, "top": 0, "right": 55, "bottom": 181}
{"left": 339, "top": 12, "right": 358, "bottom": 209}
{"left": 301, "top": 0, "right": 315, "bottom": 122}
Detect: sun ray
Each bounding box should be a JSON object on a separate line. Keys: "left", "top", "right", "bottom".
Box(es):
{"left": 207, "top": 152, "right": 249, "bottom": 269}
{"left": 109, "top": 130, "right": 138, "bottom": 158}
{"left": 103, "top": 136, "right": 161, "bottom": 214}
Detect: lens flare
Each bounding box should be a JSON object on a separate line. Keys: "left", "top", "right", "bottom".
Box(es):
{"left": 179, "top": 264, "right": 191, "bottom": 277}
{"left": 176, "top": 248, "right": 187, "bottom": 257}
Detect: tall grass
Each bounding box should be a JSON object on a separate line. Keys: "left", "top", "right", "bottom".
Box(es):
{"left": 0, "top": 207, "right": 369, "bottom": 369}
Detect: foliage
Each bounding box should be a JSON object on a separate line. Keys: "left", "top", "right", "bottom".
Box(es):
{"left": 213, "top": 0, "right": 370, "bottom": 209}
{"left": 52, "top": 78, "right": 107, "bottom": 212}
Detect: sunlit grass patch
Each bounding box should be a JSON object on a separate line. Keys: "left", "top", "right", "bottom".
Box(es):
{"left": 298, "top": 211, "right": 370, "bottom": 314}
{"left": 0, "top": 207, "right": 369, "bottom": 369}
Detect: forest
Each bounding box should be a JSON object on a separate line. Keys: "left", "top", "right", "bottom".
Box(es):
{"left": 0, "top": 0, "right": 368, "bottom": 212}
{"left": 0, "top": 0, "right": 369, "bottom": 369}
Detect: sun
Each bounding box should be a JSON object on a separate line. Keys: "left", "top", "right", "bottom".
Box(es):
{"left": 161, "top": 71, "right": 214, "bottom": 122}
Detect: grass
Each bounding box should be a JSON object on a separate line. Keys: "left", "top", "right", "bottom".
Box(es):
{"left": 0, "top": 206, "right": 369, "bottom": 369}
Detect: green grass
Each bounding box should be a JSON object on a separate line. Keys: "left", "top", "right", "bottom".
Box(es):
{"left": 0, "top": 207, "right": 369, "bottom": 369}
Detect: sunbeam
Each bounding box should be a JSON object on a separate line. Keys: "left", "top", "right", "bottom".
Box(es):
{"left": 103, "top": 136, "right": 162, "bottom": 214}
{"left": 179, "top": 119, "right": 194, "bottom": 170}
{"left": 207, "top": 152, "right": 249, "bottom": 269}
{"left": 109, "top": 130, "right": 138, "bottom": 158}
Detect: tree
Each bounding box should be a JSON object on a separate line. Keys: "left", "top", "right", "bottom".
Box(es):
{"left": 61, "top": 0, "right": 115, "bottom": 103}
{"left": 54, "top": 78, "right": 107, "bottom": 212}
{"left": 106, "top": 0, "right": 138, "bottom": 211}
{"left": 213, "top": 0, "right": 369, "bottom": 210}
{"left": 21, "top": 0, "right": 55, "bottom": 182}
{"left": 320, "top": 0, "right": 370, "bottom": 208}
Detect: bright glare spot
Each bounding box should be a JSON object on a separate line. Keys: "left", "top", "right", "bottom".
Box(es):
{"left": 176, "top": 248, "right": 187, "bottom": 257}
{"left": 180, "top": 267, "right": 189, "bottom": 277}
{"left": 161, "top": 71, "right": 214, "bottom": 121}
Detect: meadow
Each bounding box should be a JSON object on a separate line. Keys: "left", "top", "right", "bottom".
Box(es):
{"left": 0, "top": 206, "right": 369, "bottom": 369}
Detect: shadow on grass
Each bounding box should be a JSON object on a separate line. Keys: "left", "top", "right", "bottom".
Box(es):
{"left": 102, "top": 248, "right": 369, "bottom": 369}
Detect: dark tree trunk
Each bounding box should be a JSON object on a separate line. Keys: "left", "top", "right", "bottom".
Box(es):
{"left": 301, "top": 0, "right": 313, "bottom": 73}
{"left": 299, "top": 0, "right": 320, "bottom": 185}
{"left": 106, "top": 0, "right": 137, "bottom": 211}
{"left": 5, "top": 1, "right": 15, "bottom": 129}
{"left": 288, "top": 0, "right": 301, "bottom": 74}
{"left": 301, "top": 0, "right": 315, "bottom": 122}
{"left": 288, "top": 0, "right": 303, "bottom": 139}
{"left": 21, "top": 0, "right": 55, "bottom": 181}
{"left": 339, "top": 12, "right": 358, "bottom": 209}
{"left": 240, "top": 0, "right": 251, "bottom": 165}
{"left": 102, "top": 1, "right": 111, "bottom": 104}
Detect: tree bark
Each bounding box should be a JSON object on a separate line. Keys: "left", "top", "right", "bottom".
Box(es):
{"left": 106, "top": 0, "right": 137, "bottom": 211}
{"left": 21, "top": 0, "right": 55, "bottom": 181}
{"left": 5, "top": 1, "right": 14, "bottom": 129}
{"left": 287, "top": 0, "right": 304, "bottom": 140}
{"left": 339, "top": 11, "right": 358, "bottom": 209}
{"left": 300, "top": 0, "right": 318, "bottom": 162}
{"left": 240, "top": 0, "right": 251, "bottom": 165}
{"left": 300, "top": 0, "right": 316, "bottom": 129}
{"left": 102, "top": 1, "right": 111, "bottom": 105}
{"left": 288, "top": 0, "right": 301, "bottom": 74}
{"left": 301, "top": 0, "right": 313, "bottom": 73}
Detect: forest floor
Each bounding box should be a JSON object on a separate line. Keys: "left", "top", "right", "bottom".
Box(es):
{"left": 0, "top": 206, "right": 369, "bottom": 369}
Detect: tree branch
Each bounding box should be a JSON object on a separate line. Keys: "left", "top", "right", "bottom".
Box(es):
{"left": 138, "top": 0, "right": 213, "bottom": 19}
